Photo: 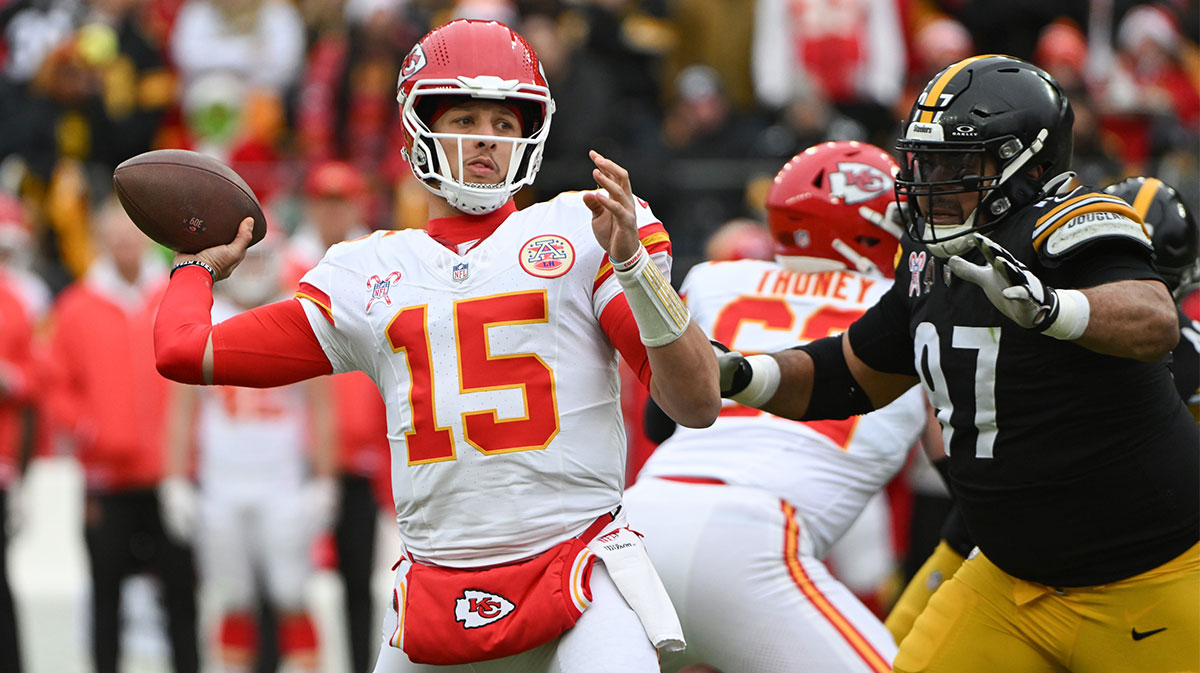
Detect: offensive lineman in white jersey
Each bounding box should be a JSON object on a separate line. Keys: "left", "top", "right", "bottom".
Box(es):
{"left": 624, "top": 141, "right": 935, "bottom": 673}
{"left": 152, "top": 19, "right": 719, "bottom": 673}
{"left": 160, "top": 232, "right": 337, "bottom": 673}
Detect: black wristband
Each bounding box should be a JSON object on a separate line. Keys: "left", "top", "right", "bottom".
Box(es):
{"left": 171, "top": 259, "right": 216, "bottom": 282}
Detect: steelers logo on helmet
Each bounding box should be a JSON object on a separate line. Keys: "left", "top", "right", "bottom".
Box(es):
{"left": 895, "top": 55, "right": 1074, "bottom": 258}
{"left": 395, "top": 20, "right": 555, "bottom": 215}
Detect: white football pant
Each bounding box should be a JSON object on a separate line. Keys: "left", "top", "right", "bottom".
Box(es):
{"left": 198, "top": 490, "right": 314, "bottom": 614}
{"left": 624, "top": 477, "right": 897, "bottom": 673}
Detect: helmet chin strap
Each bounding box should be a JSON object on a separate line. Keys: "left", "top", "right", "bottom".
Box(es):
{"left": 925, "top": 209, "right": 978, "bottom": 258}
{"left": 998, "top": 129, "right": 1048, "bottom": 184}
{"left": 775, "top": 255, "right": 846, "bottom": 274}
{"left": 439, "top": 180, "right": 509, "bottom": 214}
{"left": 775, "top": 243, "right": 882, "bottom": 277}
{"left": 830, "top": 238, "right": 881, "bottom": 275}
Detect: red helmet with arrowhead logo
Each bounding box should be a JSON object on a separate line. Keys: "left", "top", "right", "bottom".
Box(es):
{"left": 395, "top": 19, "right": 555, "bottom": 215}
{"left": 766, "top": 141, "right": 903, "bottom": 278}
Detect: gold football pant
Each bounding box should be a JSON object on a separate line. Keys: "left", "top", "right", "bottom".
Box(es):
{"left": 885, "top": 541, "right": 966, "bottom": 645}
{"left": 893, "top": 542, "right": 1199, "bottom": 673}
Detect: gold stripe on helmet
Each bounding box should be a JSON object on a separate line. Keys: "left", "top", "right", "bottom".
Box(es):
{"left": 1131, "top": 177, "right": 1164, "bottom": 221}
{"left": 917, "top": 54, "right": 1007, "bottom": 124}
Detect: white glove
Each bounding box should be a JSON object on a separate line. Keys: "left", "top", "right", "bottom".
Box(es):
{"left": 158, "top": 477, "right": 198, "bottom": 544}
{"left": 947, "top": 233, "right": 1090, "bottom": 340}
{"left": 303, "top": 477, "right": 339, "bottom": 535}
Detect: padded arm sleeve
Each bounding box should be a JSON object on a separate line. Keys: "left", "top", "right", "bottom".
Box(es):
{"left": 793, "top": 334, "right": 874, "bottom": 421}
{"left": 155, "top": 265, "right": 332, "bottom": 386}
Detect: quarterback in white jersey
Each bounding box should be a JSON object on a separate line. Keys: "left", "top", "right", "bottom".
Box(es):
{"left": 625, "top": 141, "right": 932, "bottom": 673}
{"left": 153, "top": 19, "right": 719, "bottom": 673}
{"left": 161, "top": 233, "right": 336, "bottom": 673}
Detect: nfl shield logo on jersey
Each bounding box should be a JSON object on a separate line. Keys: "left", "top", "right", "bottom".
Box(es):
{"left": 452, "top": 262, "right": 469, "bottom": 283}
{"left": 454, "top": 590, "right": 515, "bottom": 629}
{"left": 520, "top": 235, "right": 575, "bottom": 278}
{"left": 366, "top": 271, "right": 402, "bottom": 312}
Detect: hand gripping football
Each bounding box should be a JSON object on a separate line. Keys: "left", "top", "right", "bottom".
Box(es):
{"left": 113, "top": 149, "right": 267, "bottom": 253}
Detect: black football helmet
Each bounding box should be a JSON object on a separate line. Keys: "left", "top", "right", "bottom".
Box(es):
{"left": 895, "top": 55, "right": 1074, "bottom": 257}
{"left": 1104, "top": 177, "right": 1199, "bottom": 295}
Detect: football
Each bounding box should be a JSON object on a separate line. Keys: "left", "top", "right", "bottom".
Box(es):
{"left": 113, "top": 149, "right": 267, "bottom": 254}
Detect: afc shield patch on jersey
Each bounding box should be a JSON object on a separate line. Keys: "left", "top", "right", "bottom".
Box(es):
{"left": 829, "top": 161, "right": 893, "bottom": 204}
{"left": 366, "top": 271, "right": 402, "bottom": 312}
{"left": 519, "top": 235, "right": 575, "bottom": 278}
{"left": 454, "top": 590, "right": 516, "bottom": 629}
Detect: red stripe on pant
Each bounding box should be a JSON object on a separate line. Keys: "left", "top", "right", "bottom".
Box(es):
{"left": 781, "top": 501, "right": 891, "bottom": 673}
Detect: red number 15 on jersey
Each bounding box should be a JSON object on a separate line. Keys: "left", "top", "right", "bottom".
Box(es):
{"left": 386, "top": 290, "right": 560, "bottom": 465}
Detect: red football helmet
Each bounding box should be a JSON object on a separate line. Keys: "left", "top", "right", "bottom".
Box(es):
{"left": 766, "top": 141, "right": 903, "bottom": 278}
{"left": 305, "top": 160, "right": 367, "bottom": 200}
{"left": 396, "top": 19, "right": 554, "bottom": 214}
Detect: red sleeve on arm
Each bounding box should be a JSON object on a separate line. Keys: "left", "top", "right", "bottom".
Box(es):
{"left": 599, "top": 295, "right": 652, "bottom": 390}
{"left": 155, "top": 265, "right": 332, "bottom": 386}
{"left": 154, "top": 266, "right": 218, "bottom": 384}
{"left": 211, "top": 298, "right": 332, "bottom": 386}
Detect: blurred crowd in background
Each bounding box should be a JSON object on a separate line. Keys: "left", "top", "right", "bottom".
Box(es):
{"left": 0, "top": 0, "right": 1197, "bottom": 289}
{"left": 0, "top": 0, "right": 1197, "bottom": 672}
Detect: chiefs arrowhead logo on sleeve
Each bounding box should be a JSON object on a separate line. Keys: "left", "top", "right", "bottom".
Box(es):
{"left": 829, "top": 162, "right": 893, "bottom": 205}
{"left": 454, "top": 590, "right": 516, "bottom": 628}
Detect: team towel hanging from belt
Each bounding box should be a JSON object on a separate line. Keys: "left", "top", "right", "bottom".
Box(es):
{"left": 586, "top": 526, "right": 686, "bottom": 652}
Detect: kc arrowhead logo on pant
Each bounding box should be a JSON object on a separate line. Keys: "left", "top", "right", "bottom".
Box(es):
{"left": 455, "top": 590, "right": 516, "bottom": 628}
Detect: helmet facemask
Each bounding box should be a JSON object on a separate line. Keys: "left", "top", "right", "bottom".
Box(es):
{"left": 894, "top": 55, "right": 1074, "bottom": 258}
{"left": 897, "top": 127, "right": 1052, "bottom": 258}
{"left": 400, "top": 80, "right": 553, "bottom": 215}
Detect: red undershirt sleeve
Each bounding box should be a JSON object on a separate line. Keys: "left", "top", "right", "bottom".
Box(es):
{"left": 599, "top": 294, "right": 652, "bottom": 390}
{"left": 155, "top": 265, "right": 332, "bottom": 387}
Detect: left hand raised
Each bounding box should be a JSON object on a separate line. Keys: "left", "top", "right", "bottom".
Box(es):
{"left": 582, "top": 150, "right": 640, "bottom": 262}
{"left": 947, "top": 233, "right": 1063, "bottom": 331}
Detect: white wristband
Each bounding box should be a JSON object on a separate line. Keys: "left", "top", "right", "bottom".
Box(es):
{"left": 1043, "top": 289, "right": 1090, "bottom": 341}
{"left": 613, "top": 245, "right": 691, "bottom": 347}
{"left": 730, "top": 354, "right": 781, "bottom": 408}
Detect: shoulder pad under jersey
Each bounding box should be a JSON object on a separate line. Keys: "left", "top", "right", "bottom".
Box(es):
{"left": 1031, "top": 188, "right": 1151, "bottom": 260}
